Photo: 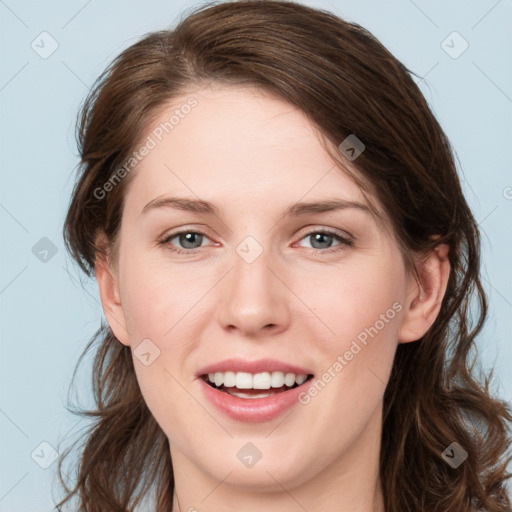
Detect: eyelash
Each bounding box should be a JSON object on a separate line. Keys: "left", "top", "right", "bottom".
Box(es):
{"left": 158, "top": 227, "right": 354, "bottom": 255}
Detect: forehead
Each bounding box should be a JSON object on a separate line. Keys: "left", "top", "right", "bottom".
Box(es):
{"left": 123, "top": 85, "right": 381, "bottom": 221}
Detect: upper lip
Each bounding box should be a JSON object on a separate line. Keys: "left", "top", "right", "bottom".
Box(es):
{"left": 196, "top": 358, "right": 314, "bottom": 377}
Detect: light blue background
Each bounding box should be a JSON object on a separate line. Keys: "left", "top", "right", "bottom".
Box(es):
{"left": 1, "top": 0, "right": 511, "bottom": 510}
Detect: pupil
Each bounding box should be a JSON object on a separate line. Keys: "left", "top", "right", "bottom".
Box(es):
{"left": 180, "top": 232, "right": 202, "bottom": 248}
{"left": 311, "top": 233, "right": 332, "bottom": 249}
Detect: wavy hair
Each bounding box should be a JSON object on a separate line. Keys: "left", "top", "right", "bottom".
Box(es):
{"left": 57, "top": 1, "right": 512, "bottom": 510}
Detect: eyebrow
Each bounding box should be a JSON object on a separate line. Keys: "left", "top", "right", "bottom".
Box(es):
{"left": 141, "top": 196, "right": 371, "bottom": 218}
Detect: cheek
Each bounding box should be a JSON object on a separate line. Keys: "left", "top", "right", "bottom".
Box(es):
{"left": 118, "top": 249, "right": 191, "bottom": 339}
{"left": 117, "top": 252, "right": 208, "bottom": 411}
{"left": 118, "top": 257, "right": 200, "bottom": 425}
{"left": 297, "top": 256, "right": 406, "bottom": 350}
{"left": 293, "top": 254, "right": 406, "bottom": 420}
{"left": 296, "top": 266, "right": 404, "bottom": 423}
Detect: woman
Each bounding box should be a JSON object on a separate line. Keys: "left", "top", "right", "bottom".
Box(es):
{"left": 56, "top": 1, "right": 512, "bottom": 510}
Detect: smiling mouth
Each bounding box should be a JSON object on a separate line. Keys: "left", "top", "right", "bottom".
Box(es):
{"left": 201, "top": 373, "right": 314, "bottom": 399}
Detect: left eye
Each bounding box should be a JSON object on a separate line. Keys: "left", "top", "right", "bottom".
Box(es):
{"left": 296, "top": 231, "right": 351, "bottom": 251}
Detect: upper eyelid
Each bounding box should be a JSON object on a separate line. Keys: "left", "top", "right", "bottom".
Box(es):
{"left": 296, "top": 225, "right": 353, "bottom": 240}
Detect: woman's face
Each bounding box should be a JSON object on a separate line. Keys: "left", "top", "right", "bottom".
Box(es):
{"left": 100, "top": 85, "right": 421, "bottom": 495}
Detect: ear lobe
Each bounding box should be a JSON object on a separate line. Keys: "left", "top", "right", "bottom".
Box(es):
{"left": 94, "top": 234, "right": 130, "bottom": 346}
{"left": 398, "top": 243, "right": 450, "bottom": 344}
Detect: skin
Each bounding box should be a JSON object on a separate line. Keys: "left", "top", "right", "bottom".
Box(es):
{"left": 95, "top": 84, "right": 450, "bottom": 512}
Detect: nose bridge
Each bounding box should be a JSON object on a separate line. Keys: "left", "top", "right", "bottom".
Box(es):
{"left": 217, "top": 235, "right": 290, "bottom": 335}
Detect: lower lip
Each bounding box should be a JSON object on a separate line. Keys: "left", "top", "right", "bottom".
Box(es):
{"left": 198, "top": 377, "right": 313, "bottom": 423}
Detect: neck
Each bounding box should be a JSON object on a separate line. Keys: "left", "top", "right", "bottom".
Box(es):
{"left": 172, "top": 479, "right": 385, "bottom": 512}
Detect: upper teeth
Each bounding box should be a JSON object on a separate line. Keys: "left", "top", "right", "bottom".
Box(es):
{"left": 206, "top": 371, "right": 308, "bottom": 389}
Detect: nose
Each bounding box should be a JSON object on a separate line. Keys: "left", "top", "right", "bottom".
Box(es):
{"left": 216, "top": 245, "right": 291, "bottom": 337}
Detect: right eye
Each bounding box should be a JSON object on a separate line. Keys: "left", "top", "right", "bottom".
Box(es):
{"left": 159, "top": 229, "right": 214, "bottom": 254}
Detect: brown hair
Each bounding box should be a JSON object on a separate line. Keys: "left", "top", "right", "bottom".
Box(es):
{"left": 57, "top": 1, "right": 512, "bottom": 510}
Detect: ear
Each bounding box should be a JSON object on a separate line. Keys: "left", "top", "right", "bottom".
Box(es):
{"left": 398, "top": 243, "right": 450, "bottom": 344}
{"left": 94, "top": 233, "right": 130, "bottom": 346}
